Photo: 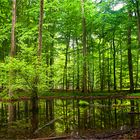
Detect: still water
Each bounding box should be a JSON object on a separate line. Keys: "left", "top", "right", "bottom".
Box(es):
{"left": 0, "top": 98, "right": 140, "bottom": 139}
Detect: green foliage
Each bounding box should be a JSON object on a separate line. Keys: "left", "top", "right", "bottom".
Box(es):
{"left": 0, "top": 0, "right": 140, "bottom": 97}
{"left": 0, "top": 46, "right": 49, "bottom": 97}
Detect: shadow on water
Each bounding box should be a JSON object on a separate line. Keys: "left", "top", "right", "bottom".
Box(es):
{"left": 0, "top": 98, "right": 140, "bottom": 139}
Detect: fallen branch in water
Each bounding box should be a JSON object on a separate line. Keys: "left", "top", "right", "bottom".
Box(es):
{"left": 34, "top": 116, "right": 62, "bottom": 134}
{"left": 33, "top": 135, "right": 71, "bottom": 140}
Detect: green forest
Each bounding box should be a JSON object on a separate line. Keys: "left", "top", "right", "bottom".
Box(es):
{"left": 0, "top": 0, "right": 140, "bottom": 99}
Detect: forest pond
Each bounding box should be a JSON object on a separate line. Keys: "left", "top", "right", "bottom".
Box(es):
{"left": 0, "top": 98, "right": 140, "bottom": 139}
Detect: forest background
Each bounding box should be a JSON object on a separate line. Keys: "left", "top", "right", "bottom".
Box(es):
{"left": 0, "top": 0, "right": 140, "bottom": 99}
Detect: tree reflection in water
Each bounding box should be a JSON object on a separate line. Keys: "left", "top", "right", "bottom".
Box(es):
{"left": 0, "top": 98, "right": 139, "bottom": 139}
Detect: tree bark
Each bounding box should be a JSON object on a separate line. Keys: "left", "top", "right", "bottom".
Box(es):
{"left": 10, "top": 0, "right": 16, "bottom": 58}
{"left": 63, "top": 37, "right": 70, "bottom": 91}
{"left": 135, "top": 0, "right": 140, "bottom": 47}
{"left": 32, "top": 0, "right": 44, "bottom": 100}
{"left": 120, "top": 42, "right": 123, "bottom": 90}
{"left": 81, "top": 0, "right": 87, "bottom": 93}
{"left": 38, "top": 0, "right": 44, "bottom": 58}
{"left": 127, "top": 10, "right": 134, "bottom": 93}
{"left": 135, "top": 0, "right": 140, "bottom": 89}
{"left": 76, "top": 38, "right": 80, "bottom": 90}
{"left": 113, "top": 31, "right": 116, "bottom": 90}
{"left": 9, "top": 0, "right": 16, "bottom": 96}
{"left": 108, "top": 56, "right": 110, "bottom": 92}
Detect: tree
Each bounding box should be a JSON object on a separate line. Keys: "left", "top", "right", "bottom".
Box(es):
{"left": 9, "top": 0, "right": 16, "bottom": 97}
{"left": 32, "top": 0, "right": 44, "bottom": 99}
{"left": 38, "top": 0, "right": 44, "bottom": 59}
{"left": 127, "top": 9, "right": 134, "bottom": 92}
{"left": 81, "top": 0, "right": 87, "bottom": 93}
{"left": 134, "top": 0, "right": 140, "bottom": 88}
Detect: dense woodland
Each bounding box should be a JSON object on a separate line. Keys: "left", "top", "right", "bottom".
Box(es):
{"left": 0, "top": 0, "right": 140, "bottom": 98}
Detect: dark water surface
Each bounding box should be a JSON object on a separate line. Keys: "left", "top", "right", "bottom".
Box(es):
{"left": 0, "top": 98, "right": 140, "bottom": 139}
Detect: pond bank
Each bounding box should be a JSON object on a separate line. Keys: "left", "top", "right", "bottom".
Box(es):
{"left": 33, "top": 128, "right": 140, "bottom": 140}
{"left": 1, "top": 95, "right": 140, "bottom": 102}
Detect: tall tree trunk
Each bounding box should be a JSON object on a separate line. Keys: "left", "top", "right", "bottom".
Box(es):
{"left": 136, "top": 53, "right": 139, "bottom": 89}
{"left": 47, "top": 0, "right": 55, "bottom": 89}
{"left": 72, "top": 38, "right": 75, "bottom": 91}
{"left": 120, "top": 42, "right": 123, "bottom": 90}
{"left": 81, "top": 0, "right": 87, "bottom": 93}
{"left": 9, "top": 0, "right": 16, "bottom": 96}
{"left": 135, "top": 0, "right": 140, "bottom": 89}
{"left": 50, "top": 35, "right": 54, "bottom": 77}
{"left": 10, "top": 0, "right": 16, "bottom": 58}
{"left": 108, "top": 55, "right": 110, "bottom": 92}
{"left": 97, "top": 39, "right": 102, "bottom": 90}
{"left": 113, "top": 31, "right": 116, "bottom": 90}
{"left": 38, "top": 0, "right": 44, "bottom": 58}
{"left": 63, "top": 37, "right": 70, "bottom": 91}
{"left": 101, "top": 51, "right": 105, "bottom": 91}
{"left": 76, "top": 38, "right": 80, "bottom": 90}
{"left": 127, "top": 10, "right": 134, "bottom": 93}
{"left": 32, "top": 0, "right": 44, "bottom": 100}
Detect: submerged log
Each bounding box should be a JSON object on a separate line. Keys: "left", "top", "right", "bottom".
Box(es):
{"left": 33, "top": 135, "right": 71, "bottom": 140}
{"left": 34, "top": 116, "right": 62, "bottom": 134}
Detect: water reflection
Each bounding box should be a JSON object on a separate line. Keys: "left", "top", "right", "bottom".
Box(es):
{"left": 0, "top": 98, "right": 140, "bottom": 139}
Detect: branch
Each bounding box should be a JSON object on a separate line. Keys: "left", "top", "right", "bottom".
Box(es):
{"left": 34, "top": 116, "right": 62, "bottom": 134}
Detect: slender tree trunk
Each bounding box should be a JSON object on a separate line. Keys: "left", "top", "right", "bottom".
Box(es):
{"left": 127, "top": 10, "right": 134, "bottom": 93}
{"left": 47, "top": 0, "right": 55, "bottom": 89}
{"left": 87, "top": 34, "right": 94, "bottom": 92}
{"left": 10, "top": 0, "right": 16, "bottom": 58}
{"left": 120, "top": 42, "right": 123, "bottom": 90}
{"left": 76, "top": 38, "right": 80, "bottom": 90}
{"left": 63, "top": 37, "right": 70, "bottom": 91}
{"left": 9, "top": 0, "right": 16, "bottom": 96}
{"left": 38, "top": 0, "right": 44, "bottom": 58}
{"left": 99, "top": 47, "right": 102, "bottom": 90}
{"left": 101, "top": 51, "right": 105, "bottom": 91}
{"left": 135, "top": 0, "right": 140, "bottom": 89}
{"left": 91, "top": 52, "right": 95, "bottom": 92}
{"left": 49, "top": 33, "right": 55, "bottom": 89}
{"left": 113, "top": 31, "right": 116, "bottom": 90}
{"left": 32, "top": 0, "right": 44, "bottom": 100}
{"left": 108, "top": 57, "right": 110, "bottom": 92}
{"left": 81, "top": 0, "right": 87, "bottom": 93}
{"left": 97, "top": 39, "right": 101, "bottom": 90}
{"left": 136, "top": 0, "right": 140, "bottom": 47}
{"left": 72, "top": 38, "right": 75, "bottom": 91}
{"left": 136, "top": 53, "right": 139, "bottom": 89}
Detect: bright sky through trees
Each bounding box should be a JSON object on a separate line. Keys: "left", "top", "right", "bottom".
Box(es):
{"left": 92, "top": 0, "right": 124, "bottom": 11}
{"left": 112, "top": 3, "right": 124, "bottom": 11}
